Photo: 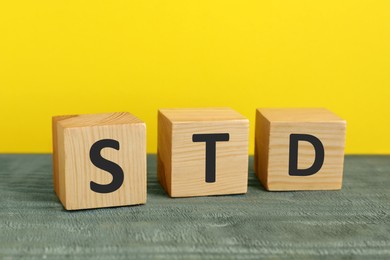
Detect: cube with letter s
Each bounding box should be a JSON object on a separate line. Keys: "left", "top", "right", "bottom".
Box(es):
{"left": 52, "top": 112, "right": 146, "bottom": 210}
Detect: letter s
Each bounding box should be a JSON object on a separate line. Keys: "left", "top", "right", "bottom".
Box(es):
{"left": 89, "top": 139, "right": 124, "bottom": 193}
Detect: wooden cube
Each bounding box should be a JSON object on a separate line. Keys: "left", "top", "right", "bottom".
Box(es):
{"left": 52, "top": 112, "right": 146, "bottom": 210}
{"left": 158, "top": 108, "right": 249, "bottom": 197}
{"left": 255, "top": 108, "right": 346, "bottom": 191}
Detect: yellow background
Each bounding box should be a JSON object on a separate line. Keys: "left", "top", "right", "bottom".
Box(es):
{"left": 0, "top": 1, "right": 389, "bottom": 154}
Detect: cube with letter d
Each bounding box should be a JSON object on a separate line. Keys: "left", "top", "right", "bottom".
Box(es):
{"left": 52, "top": 112, "right": 146, "bottom": 210}
{"left": 255, "top": 108, "right": 346, "bottom": 191}
{"left": 158, "top": 108, "right": 249, "bottom": 197}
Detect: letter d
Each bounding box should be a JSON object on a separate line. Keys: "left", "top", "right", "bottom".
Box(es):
{"left": 289, "top": 134, "right": 324, "bottom": 176}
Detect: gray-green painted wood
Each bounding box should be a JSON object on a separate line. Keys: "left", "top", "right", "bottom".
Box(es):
{"left": 1, "top": 155, "right": 389, "bottom": 259}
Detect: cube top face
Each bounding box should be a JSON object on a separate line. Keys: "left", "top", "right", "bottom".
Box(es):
{"left": 255, "top": 108, "right": 346, "bottom": 191}
{"left": 56, "top": 112, "right": 144, "bottom": 128}
{"left": 158, "top": 108, "right": 249, "bottom": 198}
{"left": 159, "top": 108, "right": 247, "bottom": 123}
{"left": 53, "top": 112, "right": 146, "bottom": 210}
{"left": 257, "top": 108, "right": 345, "bottom": 123}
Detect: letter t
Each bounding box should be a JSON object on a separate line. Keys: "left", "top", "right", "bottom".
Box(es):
{"left": 192, "top": 133, "right": 230, "bottom": 183}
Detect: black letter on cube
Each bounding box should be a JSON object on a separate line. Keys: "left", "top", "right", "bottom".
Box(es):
{"left": 192, "top": 133, "right": 230, "bottom": 183}
{"left": 289, "top": 134, "right": 325, "bottom": 176}
{"left": 89, "top": 139, "right": 124, "bottom": 193}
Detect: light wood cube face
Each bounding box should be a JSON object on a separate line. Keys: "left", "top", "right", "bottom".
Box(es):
{"left": 52, "top": 112, "right": 146, "bottom": 210}
{"left": 255, "top": 108, "right": 346, "bottom": 191}
{"left": 158, "top": 108, "right": 249, "bottom": 197}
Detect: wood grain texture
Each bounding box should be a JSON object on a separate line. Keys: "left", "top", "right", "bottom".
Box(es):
{"left": 52, "top": 112, "right": 146, "bottom": 210}
{"left": 158, "top": 108, "right": 249, "bottom": 197}
{"left": 52, "top": 115, "right": 77, "bottom": 205}
{"left": 1, "top": 154, "right": 390, "bottom": 259}
{"left": 157, "top": 110, "right": 172, "bottom": 195}
{"left": 255, "top": 108, "right": 346, "bottom": 191}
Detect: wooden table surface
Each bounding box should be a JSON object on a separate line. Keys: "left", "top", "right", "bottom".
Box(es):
{"left": 1, "top": 154, "right": 389, "bottom": 259}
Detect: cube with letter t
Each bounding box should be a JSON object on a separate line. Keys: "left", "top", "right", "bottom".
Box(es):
{"left": 52, "top": 112, "right": 146, "bottom": 210}
{"left": 255, "top": 108, "right": 346, "bottom": 191}
{"left": 158, "top": 108, "right": 249, "bottom": 197}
